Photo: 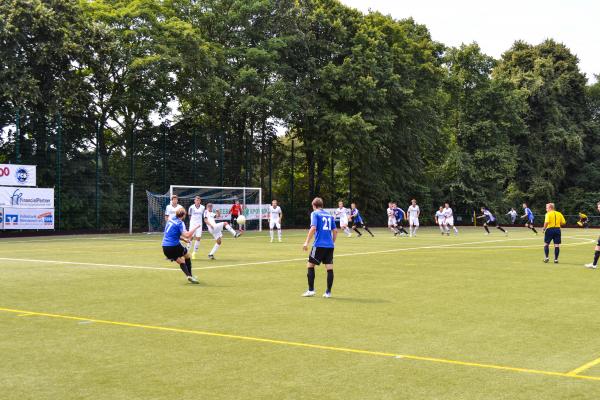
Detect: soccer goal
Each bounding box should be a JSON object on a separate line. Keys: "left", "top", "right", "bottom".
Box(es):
{"left": 146, "top": 185, "right": 266, "bottom": 233}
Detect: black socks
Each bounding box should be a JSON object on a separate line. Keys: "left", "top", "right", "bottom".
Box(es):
{"left": 326, "top": 269, "right": 334, "bottom": 293}
{"left": 307, "top": 268, "right": 315, "bottom": 291}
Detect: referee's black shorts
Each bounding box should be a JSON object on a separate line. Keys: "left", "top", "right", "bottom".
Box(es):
{"left": 163, "top": 244, "right": 187, "bottom": 261}
{"left": 308, "top": 247, "right": 334, "bottom": 265}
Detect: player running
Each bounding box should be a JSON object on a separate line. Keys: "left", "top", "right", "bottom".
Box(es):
{"left": 203, "top": 203, "right": 241, "bottom": 259}
{"left": 435, "top": 206, "right": 446, "bottom": 235}
{"left": 302, "top": 197, "right": 337, "bottom": 298}
{"left": 477, "top": 207, "right": 508, "bottom": 235}
{"left": 521, "top": 203, "right": 538, "bottom": 235}
{"left": 578, "top": 212, "right": 589, "bottom": 228}
{"left": 187, "top": 196, "right": 205, "bottom": 259}
{"left": 350, "top": 203, "right": 374, "bottom": 237}
{"left": 542, "top": 202, "right": 566, "bottom": 264}
{"left": 387, "top": 202, "right": 400, "bottom": 236}
{"left": 393, "top": 203, "right": 409, "bottom": 236}
{"left": 161, "top": 208, "right": 201, "bottom": 284}
{"left": 334, "top": 201, "right": 352, "bottom": 237}
{"left": 268, "top": 200, "right": 283, "bottom": 242}
{"left": 585, "top": 202, "right": 600, "bottom": 269}
{"left": 443, "top": 202, "right": 459, "bottom": 235}
{"left": 407, "top": 199, "right": 420, "bottom": 237}
{"left": 164, "top": 195, "right": 184, "bottom": 222}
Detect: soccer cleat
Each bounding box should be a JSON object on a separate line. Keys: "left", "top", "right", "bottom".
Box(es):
{"left": 585, "top": 263, "right": 597, "bottom": 269}
{"left": 543, "top": 258, "right": 549, "bottom": 263}
{"left": 187, "top": 276, "right": 199, "bottom": 284}
{"left": 554, "top": 259, "right": 559, "bottom": 264}
{"left": 323, "top": 292, "right": 331, "bottom": 298}
{"left": 278, "top": 238, "right": 282, "bottom": 242}
{"left": 505, "top": 231, "right": 509, "bottom": 236}
{"left": 270, "top": 238, "right": 273, "bottom": 243}
{"left": 234, "top": 232, "right": 241, "bottom": 238}
{"left": 208, "top": 254, "right": 215, "bottom": 260}
{"left": 301, "top": 290, "right": 316, "bottom": 297}
{"left": 191, "top": 252, "right": 196, "bottom": 260}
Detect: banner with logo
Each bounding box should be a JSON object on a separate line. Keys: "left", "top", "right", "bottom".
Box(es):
{"left": 0, "top": 208, "right": 3, "bottom": 229}
{"left": 0, "top": 187, "right": 54, "bottom": 208}
{"left": 3, "top": 208, "right": 54, "bottom": 230}
{"left": 0, "top": 164, "right": 37, "bottom": 187}
{"left": 211, "top": 204, "right": 270, "bottom": 220}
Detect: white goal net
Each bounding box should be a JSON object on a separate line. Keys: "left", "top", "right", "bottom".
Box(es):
{"left": 146, "top": 185, "right": 265, "bottom": 233}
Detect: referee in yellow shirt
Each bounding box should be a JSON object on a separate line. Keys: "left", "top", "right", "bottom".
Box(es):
{"left": 543, "top": 203, "right": 566, "bottom": 264}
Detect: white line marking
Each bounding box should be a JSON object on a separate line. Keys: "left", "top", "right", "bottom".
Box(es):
{"left": 0, "top": 236, "right": 593, "bottom": 273}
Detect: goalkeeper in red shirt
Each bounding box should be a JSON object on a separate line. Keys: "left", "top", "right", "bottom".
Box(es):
{"left": 229, "top": 200, "right": 244, "bottom": 230}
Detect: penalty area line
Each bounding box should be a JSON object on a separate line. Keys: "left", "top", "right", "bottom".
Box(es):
{"left": 0, "top": 306, "right": 599, "bottom": 383}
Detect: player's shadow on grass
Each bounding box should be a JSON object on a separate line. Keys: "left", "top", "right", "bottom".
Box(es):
{"left": 329, "top": 297, "right": 390, "bottom": 304}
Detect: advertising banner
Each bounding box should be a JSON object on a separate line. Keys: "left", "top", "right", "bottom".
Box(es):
{"left": 0, "top": 164, "right": 37, "bottom": 187}
{"left": 0, "top": 208, "right": 3, "bottom": 229}
{"left": 3, "top": 208, "right": 55, "bottom": 230}
{"left": 0, "top": 187, "right": 54, "bottom": 208}
{"left": 211, "top": 204, "right": 270, "bottom": 220}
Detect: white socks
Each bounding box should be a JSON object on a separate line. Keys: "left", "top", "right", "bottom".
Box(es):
{"left": 194, "top": 240, "right": 200, "bottom": 252}
{"left": 270, "top": 230, "right": 274, "bottom": 240}
{"left": 278, "top": 229, "right": 282, "bottom": 240}
{"left": 344, "top": 227, "right": 351, "bottom": 235}
{"left": 209, "top": 243, "right": 220, "bottom": 256}
{"left": 226, "top": 225, "right": 236, "bottom": 236}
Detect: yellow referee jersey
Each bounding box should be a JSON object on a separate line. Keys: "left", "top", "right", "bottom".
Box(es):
{"left": 544, "top": 211, "right": 566, "bottom": 228}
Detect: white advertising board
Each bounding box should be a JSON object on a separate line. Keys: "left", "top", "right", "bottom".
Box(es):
{"left": 3, "top": 208, "right": 55, "bottom": 230}
{"left": 0, "top": 187, "right": 54, "bottom": 208}
{"left": 211, "top": 204, "right": 270, "bottom": 220}
{"left": 0, "top": 164, "right": 37, "bottom": 186}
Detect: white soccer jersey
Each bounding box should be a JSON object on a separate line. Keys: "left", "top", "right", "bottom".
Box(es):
{"left": 408, "top": 205, "right": 420, "bottom": 218}
{"left": 165, "top": 204, "right": 184, "bottom": 220}
{"left": 387, "top": 208, "right": 394, "bottom": 217}
{"left": 443, "top": 207, "right": 453, "bottom": 218}
{"left": 188, "top": 204, "right": 205, "bottom": 226}
{"left": 269, "top": 206, "right": 282, "bottom": 221}
{"left": 435, "top": 210, "right": 445, "bottom": 223}
{"left": 335, "top": 207, "right": 349, "bottom": 219}
{"left": 203, "top": 210, "right": 217, "bottom": 227}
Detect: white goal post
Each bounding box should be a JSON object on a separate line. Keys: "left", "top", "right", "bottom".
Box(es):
{"left": 146, "top": 185, "right": 265, "bottom": 233}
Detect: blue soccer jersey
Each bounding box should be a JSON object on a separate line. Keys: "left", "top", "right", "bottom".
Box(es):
{"left": 351, "top": 208, "right": 363, "bottom": 223}
{"left": 394, "top": 208, "right": 404, "bottom": 221}
{"left": 162, "top": 218, "right": 185, "bottom": 246}
{"left": 525, "top": 207, "right": 534, "bottom": 222}
{"left": 311, "top": 209, "right": 336, "bottom": 248}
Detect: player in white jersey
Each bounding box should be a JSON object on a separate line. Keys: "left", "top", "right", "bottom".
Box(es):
{"left": 268, "top": 199, "right": 283, "bottom": 242}
{"left": 187, "top": 196, "right": 205, "bottom": 259}
{"left": 387, "top": 202, "right": 400, "bottom": 236}
{"left": 435, "top": 206, "right": 447, "bottom": 234}
{"left": 203, "top": 203, "right": 241, "bottom": 259}
{"left": 443, "top": 202, "right": 459, "bottom": 235}
{"left": 164, "top": 195, "right": 184, "bottom": 222}
{"left": 407, "top": 199, "right": 420, "bottom": 237}
{"left": 334, "top": 201, "right": 352, "bottom": 237}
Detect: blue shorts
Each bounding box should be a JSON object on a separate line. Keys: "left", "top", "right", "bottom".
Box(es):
{"left": 544, "top": 228, "right": 561, "bottom": 244}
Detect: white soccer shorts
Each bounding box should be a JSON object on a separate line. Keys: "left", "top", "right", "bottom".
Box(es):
{"left": 409, "top": 217, "right": 420, "bottom": 227}
{"left": 445, "top": 217, "right": 454, "bottom": 226}
{"left": 193, "top": 228, "right": 203, "bottom": 238}
{"left": 388, "top": 217, "right": 397, "bottom": 227}
{"left": 208, "top": 222, "right": 224, "bottom": 240}
{"left": 269, "top": 220, "right": 281, "bottom": 230}
{"left": 339, "top": 217, "right": 348, "bottom": 227}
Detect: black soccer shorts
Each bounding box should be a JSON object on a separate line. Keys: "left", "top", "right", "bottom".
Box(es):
{"left": 308, "top": 247, "right": 334, "bottom": 265}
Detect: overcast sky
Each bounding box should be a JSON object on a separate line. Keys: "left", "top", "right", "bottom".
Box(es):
{"left": 339, "top": 0, "right": 598, "bottom": 83}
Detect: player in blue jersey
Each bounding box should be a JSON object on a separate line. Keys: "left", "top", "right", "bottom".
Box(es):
{"left": 393, "top": 202, "right": 409, "bottom": 236}
{"left": 476, "top": 207, "right": 508, "bottom": 235}
{"left": 521, "top": 203, "right": 538, "bottom": 234}
{"left": 349, "top": 202, "right": 374, "bottom": 237}
{"left": 302, "top": 197, "right": 337, "bottom": 298}
{"left": 162, "top": 208, "right": 202, "bottom": 284}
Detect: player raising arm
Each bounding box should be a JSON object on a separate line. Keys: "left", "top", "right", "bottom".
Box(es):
{"left": 477, "top": 207, "right": 508, "bottom": 235}
{"left": 268, "top": 200, "right": 283, "bottom": 242}
{"left": 204, "top": 203, "right": 241, "bottom": 260}
{"left": 585, "top": 202, "right": 600, "bottom": 269}
{"left": 161, "top": 208, "right": 201, "bottom": 284}
{"left": 302, "top": 197, "right": 337, "bottom": 298}
{"left": 521, "top": 203, "right": 538, "bottom": 235}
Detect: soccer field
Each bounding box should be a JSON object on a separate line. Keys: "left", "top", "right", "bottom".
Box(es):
{"left": 2, "top": 227, "right": 600, "bottom": 399}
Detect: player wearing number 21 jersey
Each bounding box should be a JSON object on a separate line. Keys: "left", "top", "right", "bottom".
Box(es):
{"left": 302, "top": 197, "right": 337, "bottom": 298}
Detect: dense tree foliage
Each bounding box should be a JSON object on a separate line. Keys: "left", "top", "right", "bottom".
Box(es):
{"left": 1, "top": 0, "right": 598, "bottom": 229}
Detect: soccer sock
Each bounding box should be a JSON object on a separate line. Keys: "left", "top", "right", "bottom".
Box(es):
{"left": 554, "top": 247, "right": 560, "bottom": 260}
{"left": 209, "top": 243, "right": 220, "bottom": 256}
{"left": 497, "top": 226, "right": 506, "bottom": 233}
{"left": 593, "top": 250, "right": 600, "bottom": 266}
{"left": 178, "top": 262, "right": 191, "bottom": 277}
{"left": 326, "top": 269, "right": 334, "bottom": 293}
{"left": 185, "top": 257, "right": 192, "bottom": 276}
{"left": 484, "top": 226, "right": 490, "bottom": 233}
{"left": 278, "top": 229, "right": 282, "bottom": 240}
{"left": 344, "top": 227, "right": 351, "bottom": 235}
{"left": 401, "top": 227, "right": 409, "bottom": 234}
{"left": 270, "top": 229, "right": 274, "bottom": 240}
{"left": 413, "top": 226, "right": 418, "bottom": 235}
{"left": 544, "top": 245, "right": 549, "bottom": 258}
{"left": 353, "top": 227, "right": 362, "bottom": 235}
{"left": 226, "top": 225, "right": 236, "bottom": 236}
{"left": 439, "top": 226, "right": 444, "bottom": 233}
{"left": 307, "top": 268, "right": 315, "bottom": 291}
{"left": 365, "top": 226, "right": 374, "bottom": 236}
{"left": 532, "top": 227, "right": 538, "bottom": 234}
{"left": 453, "top": 226, "right": 458, "bottom": 233}
{"left": 194, "top": 240, "right": 200, "bottom": 252}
